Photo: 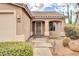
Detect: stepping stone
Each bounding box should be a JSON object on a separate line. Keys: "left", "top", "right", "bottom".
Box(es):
{"left": 33, "top": 48, "right": 52, "bottom": 56}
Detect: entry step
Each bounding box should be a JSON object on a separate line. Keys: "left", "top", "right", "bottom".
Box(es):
{"left": 31, "top": 40, "right": 47, "bottom": 43}
{"left": 33, "top": 42, "right": 53, "bottom": 48}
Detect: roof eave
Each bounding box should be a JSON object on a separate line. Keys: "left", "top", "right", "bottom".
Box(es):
{"left": 8, "top": 3, "right": 32, "bottom": 19}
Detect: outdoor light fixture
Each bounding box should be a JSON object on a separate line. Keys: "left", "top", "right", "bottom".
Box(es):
{"left": 17, "top": 18, "right": 21, "bottom": 23}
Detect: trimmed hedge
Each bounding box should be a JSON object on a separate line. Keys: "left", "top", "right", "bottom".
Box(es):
{"left": 0, "top": 42, "right": 33, "bottom": 56}
{"left": 64, "top": 24, "right": 79, "bottom": 39}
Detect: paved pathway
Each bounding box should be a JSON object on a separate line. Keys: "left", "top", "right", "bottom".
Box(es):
{"left": 31, "top": 37, "right": 79, "bottom": 56}
{"left": 33, "top": 48, "right": 52, "bottom": 56}
{"left": 31, "top": 37, "right": 52, "bottom": 56}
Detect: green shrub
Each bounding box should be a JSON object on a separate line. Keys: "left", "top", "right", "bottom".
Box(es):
{"left": 0, "top": 42, "right": 33, "bottom": 56}
{"left": 74, "top": 26, "right": 79, "bottom": 37}
{"left": 64, "top": 25, "right": 77, "bottom": 39}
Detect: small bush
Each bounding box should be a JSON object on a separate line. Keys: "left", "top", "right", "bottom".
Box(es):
{"left": 64, "top": 25, "right": 77, "bottom": 39}
{"left": 0, "top": 42, "right": 33, "bottom": 56}
{"left": 63, "top": 37, "right": 71, "bottom": 47}
{"left": 64, "top": 24, "right": 79, "bottom": 39}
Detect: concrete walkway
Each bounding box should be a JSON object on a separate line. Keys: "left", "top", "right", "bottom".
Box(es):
{"left": 31, "top": 37, "right": 52, "bottom": 56}
{"left": 31, "top": 37, "right": 79, "bottom": 56}
{"left": 33, "top": 48, "right": 52, "bottom": 56}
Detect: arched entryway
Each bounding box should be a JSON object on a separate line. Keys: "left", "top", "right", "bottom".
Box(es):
{"left": 32, "top": 21, "right": 45, "bottom": 36}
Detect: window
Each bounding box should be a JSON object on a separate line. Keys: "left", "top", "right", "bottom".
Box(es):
{"left": 49, "top": 22, "right": 55, "bottom": 31}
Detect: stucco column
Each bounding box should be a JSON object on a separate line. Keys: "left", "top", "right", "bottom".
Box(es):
{"left": 41, "top": 21, "right": 43, "bottom": 35}
{"left": 35, "top": 21, "right": 36, "bottom": 35}
{"left": 56, "top": 22, "right": 59, "bottom": 32}
{"left": 44, "top": 21, "right": 49, "bottom": 36}
{"left": 60, "top": 21, "right": 65, "bottom": 36}
{"left": 54, "top": 22, "right": 57, "bottom": 31}
{"left": 58, "top": 22, "right": 61, "bottom": 32}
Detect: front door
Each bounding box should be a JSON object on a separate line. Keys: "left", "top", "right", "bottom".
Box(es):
{"left": 36, "top": 21, "right": 41, "bottom": 35}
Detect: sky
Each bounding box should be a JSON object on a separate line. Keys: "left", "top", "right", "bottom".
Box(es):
{"left": 27, "top": 3, "right": 67, "bottom": 15}
{"left": 26, "top": 0, "right": 78, "bottom": 3}
{"left": 26, "top": 0, "right": 77, "bottom": 14}
{"left": 26, "top": 0, "right": 64, "bottom": 3}
{"left": 26, "top": 1, "right": 78, "bottom": 23}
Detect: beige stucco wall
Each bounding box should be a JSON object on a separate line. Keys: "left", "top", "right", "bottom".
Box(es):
{"left": 22, "top": 9, "right": 31, "bottom": 40}
{"left": 0, "top": 3, "right": 23, "bottom": 33}
{"left": 0, "top": 3, "right": 31, "bottom": 41}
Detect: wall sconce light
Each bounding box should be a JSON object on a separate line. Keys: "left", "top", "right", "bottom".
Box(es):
{"left": 17, "top": 18, "right": 21, "bottom": 23}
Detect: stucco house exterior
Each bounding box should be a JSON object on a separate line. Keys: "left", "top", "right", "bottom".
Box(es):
{"left": 0, "top": 3, "right": 66, "bottom": 42}
{"left": 0, "top": 3, "right": 32, "bottom": 41}
{"left": 31, "top": 12, "right": 65, "bottom": 38}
